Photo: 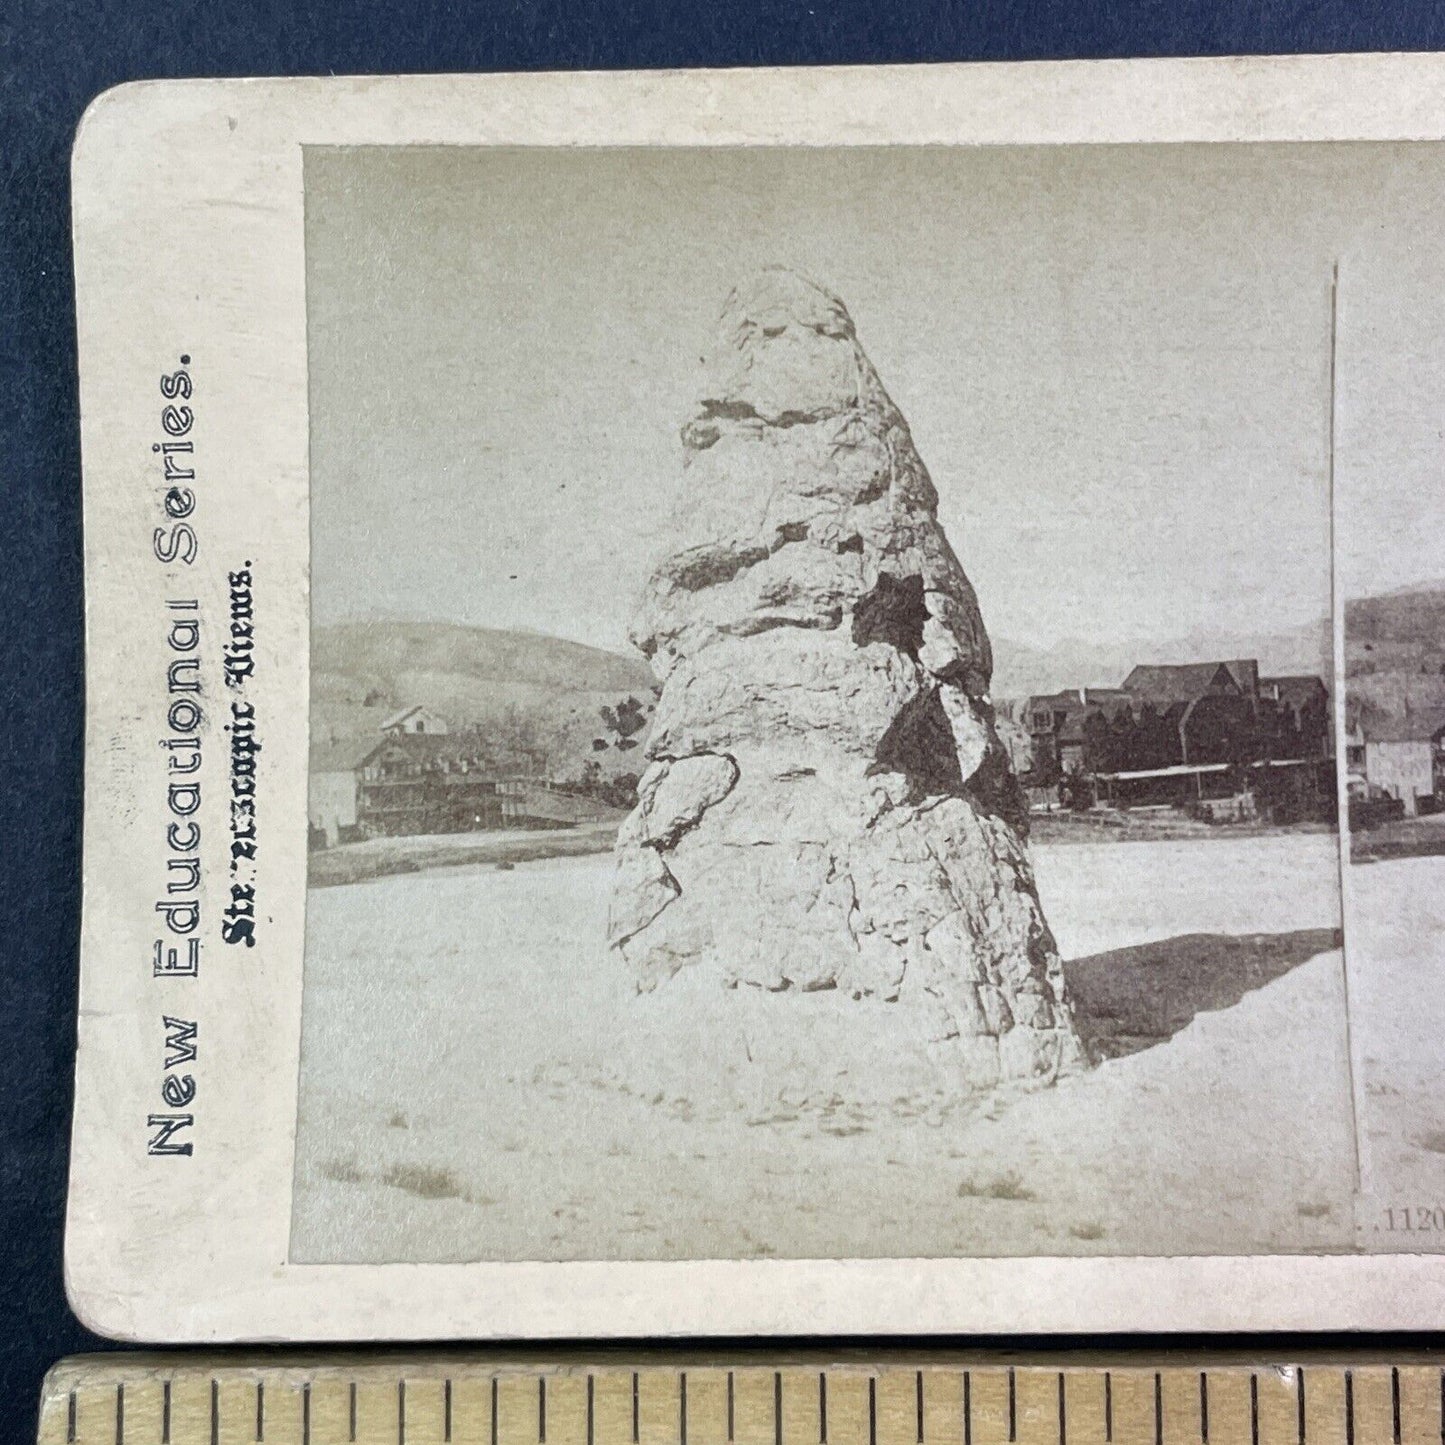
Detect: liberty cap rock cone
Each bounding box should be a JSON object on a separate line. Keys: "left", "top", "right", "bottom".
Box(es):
{"left": 608, "top": 266, "right": 1084, "bottom": 1088}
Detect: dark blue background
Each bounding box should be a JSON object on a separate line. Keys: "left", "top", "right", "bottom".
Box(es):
{"left": 8, "top": 2, "right": 1445, "bottom": 1441}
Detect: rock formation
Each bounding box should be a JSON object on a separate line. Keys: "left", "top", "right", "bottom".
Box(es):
{"left": 608, "top": 267, "right": 1084, "bottom": 1089}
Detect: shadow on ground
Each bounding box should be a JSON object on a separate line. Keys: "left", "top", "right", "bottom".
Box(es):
{"left": 1062, "top": 928, "right": 1343, "bottom": 1063}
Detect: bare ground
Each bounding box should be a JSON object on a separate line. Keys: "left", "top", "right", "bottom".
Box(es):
{"left": 290, "top": 834, "right": 1380, "bottom": 1263}
{"left": 1350, "top": 811, "right": 1445, "bottom": 863}
{"left": 308, "top": 821, "right": 619, "bottom": 888}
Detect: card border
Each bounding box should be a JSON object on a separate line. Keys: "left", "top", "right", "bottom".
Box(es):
{"left": 67, "top": 55, "right": 1445, "bottom": 1342}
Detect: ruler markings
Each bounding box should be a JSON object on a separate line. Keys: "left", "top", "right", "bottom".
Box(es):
{"left": 737, "top": 1370, "right": 777, "bottom": 1445}
{"left": 1302, "top": 1369, "right": 1345, "bottom": 1445}
{"left": 874, "top": 1369, "right": 916, "bottom": 1445}
{"left": 698, "top": 1370, "right": 732, "bottom": 1445}
{"left": 638, "top": 1368, "right": 680, "bottom": 1445}
{"left": 1107, "top": 1369, "right": 1151, "bottom": 1445}
{"left": 41, "top": 1363, "right": 1445, "bottom": 1445}
{"left": 919, "top": 1364, "right": 963, "bottom": 1445}
{"left": 1392, "top": 1367, "right": 1440, "bottom": 1445}
{"left": 839, "top": 1373, "right": 871, "bottom": 1445}
{"left": 971, "top": 1368, "right": 1009, "bottom": 1445}
{"left": 1058, "top": 1371, "right": 1103, "bottom": 1445}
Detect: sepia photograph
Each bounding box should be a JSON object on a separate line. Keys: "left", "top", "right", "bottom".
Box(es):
{"left": 64, "top": 60, "right": 1445, "bottom": 1343}
{"left": 287, "top": 140, "right": 1445, "bottom": 1266}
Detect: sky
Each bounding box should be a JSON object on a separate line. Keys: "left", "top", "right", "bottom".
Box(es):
{"left": 305, "top": 142, "right": 1445, "bottom": 658}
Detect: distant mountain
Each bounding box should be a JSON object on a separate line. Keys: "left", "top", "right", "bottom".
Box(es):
{"left": 311, "top": 620, "right": 656, "bottom": 780}
{"left": 1345, "top": 582, "right": 1445, "bottom": 732}
{"left": 1346, "top": 581, "right": 1445, "bottom": 661}
{"left": 990, "top": 617, "right": 1332, "bottom": 702}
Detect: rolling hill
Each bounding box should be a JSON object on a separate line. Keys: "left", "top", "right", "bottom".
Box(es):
{"left": 1345, "top": 582, "right": 1445, "bottom": 733}
{"left": 311, "top": 620, "right": 657, "bottom": 781}
{"left": 312, "top": 610, "right": 1347, "bottom": 785}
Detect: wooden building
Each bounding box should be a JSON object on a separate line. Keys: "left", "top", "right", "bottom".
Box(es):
{"left": 308, "top": 720, "right": 623, "bottom": 847}
{"left": 1351, "top": 712, "right": 1445, "bottom": 817}
{"left": 1022, "top": 657, "right": 1332, "bottom": 817}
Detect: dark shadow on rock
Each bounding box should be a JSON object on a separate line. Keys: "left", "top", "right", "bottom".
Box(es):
{"left": 1062, "top": 928, "right": 1343, "bottom": 1063}
{"left": 868, "top": 686, "right": 962, "bottom": 800}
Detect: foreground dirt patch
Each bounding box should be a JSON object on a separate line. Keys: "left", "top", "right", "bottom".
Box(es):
{"left": 309, "top": 822, "right": 618, "bottom": 887}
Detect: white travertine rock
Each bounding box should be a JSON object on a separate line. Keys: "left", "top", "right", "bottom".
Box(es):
{"left": 608, "top": 266, "right": 1084, "bottom": 1087}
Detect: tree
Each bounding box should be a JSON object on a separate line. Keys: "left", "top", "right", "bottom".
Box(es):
{"left": 493, "top": 705, "right": 563, "bottom": 777}
{"left": 600, "top": 695, "right": 650, "bottom": 752}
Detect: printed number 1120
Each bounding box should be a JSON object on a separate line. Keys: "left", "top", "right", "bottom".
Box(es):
{"left": 1383, "top": 1206, "right": 1445, "bottom": 1232}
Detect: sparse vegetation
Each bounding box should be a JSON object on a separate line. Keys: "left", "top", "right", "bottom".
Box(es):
{"left": 379, "top": 1163, "right": 467, "bottom": 1201}
{"left": 958, "top": 1171, "right": 1036, "bottom": 1202}
{"left": 1069, "top": 1221, "right": 1106, "bottom": 1240}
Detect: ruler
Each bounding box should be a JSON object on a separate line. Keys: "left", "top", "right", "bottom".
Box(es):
{"left": 35, "top": 1354, "right": 1445, "bottom": 1445}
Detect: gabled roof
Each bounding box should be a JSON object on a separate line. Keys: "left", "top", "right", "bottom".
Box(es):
{"left": 380, "top": 704, "right": 448, "bottom": 731}
{"left": 1086, "top": 688, "right": 1133, "bottom": 712}
{"left": 369, "top": 729, "right": 490, "bottom": 763}
{"left": 310, "top": 728, "right": 499, "bottom": 773}
{"left": 1026, "top": 687, "right": 1130, "bottom": 714}
{"left": 1222, "top": 659, "right": 1259, "bottom": 694}
{"left": 1026, "top": 690, "right": 1082, "bottom": 712}
{"left": 1123, "top": 661, "right": 1240, "bottom": 705}
{"left": 309, "top": 736, "right": 384, "bottom": 772}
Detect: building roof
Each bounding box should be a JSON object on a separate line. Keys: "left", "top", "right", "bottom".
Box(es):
{"left": 1026, "top": 687, "right": 1130, "bottom": 715}
{"left": 1261, "top": 674, "right": 1328, "bottom": 709}
{"left": 379, "top": 703, "right": 449, "bottom": 731}
{"left": 369, "top": 730, "right": 491, "bottom": 763}
{"left": 309, "top": 736, "right": 383, "bottom": 773}
{"left": 1122, "top": 661, "right": 1241, "bottom": 705}
{"left": 1222, "top": 659, "right": 1260, "bottom": 693}
{"left": 311, "top": 728, "right": 501, "bottom": 773}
